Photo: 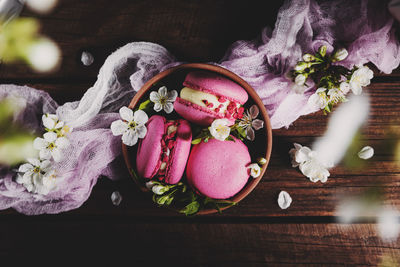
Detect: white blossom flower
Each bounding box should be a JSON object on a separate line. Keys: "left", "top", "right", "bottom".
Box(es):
{"left": 299, "top": 156, "right": 330, "bottom": 183}
{"left": 33, "top": 132, "right": 69, "bottom": 162}
{"left": 16, "top": 158, "right": 57, "bottom": 195}
{"left": 27, "top": 38, "right": 61, "bottom": 73}
{"left": 289, "top": 143, "right": 332, "bottom": 183}
{"left": 152, "top": 185, "right": 169, "bottom": 195}
{"left": 327, "top": 88, "right": 346, "bottom": 104}
{"left": 278, "top": 191, "right": 292, "bottom": 209}
{"left": 209, "top": 119, "right": 231, "bottom": 141}
{"left": 349, "top": 65, "right": 374, "bottom": 95}
{"left": 111, "top": 107, "right": 148, "bottom": 146}
{"left": 295, "top": 74, "right": 307, "bottom": 86}
{"left": 358, "top": 146, "right": 374, "bottom": 160}
{"left": 238, "top": 105, "right": 264, "bottom": 141}
{"left": 248, "top": 163, "right": 261, "bottom": 178}
{"left": 377, "top": 207, "right": 400, "bottom": 242}
{"left": 333, "top": 48, "right": 348, "bottom": 61}
{"left": 308, "top": 88, "right": 328, "bottom": 109}
{"left": 340, "top": 82, "right": 351, "bottom": 94}
{"left": 149, "top": 86, "right": 178, "bottom": 114}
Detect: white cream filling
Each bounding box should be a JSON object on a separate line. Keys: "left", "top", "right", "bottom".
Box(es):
{"left": 180, "top": 87, "right": 230, "bottom": 113}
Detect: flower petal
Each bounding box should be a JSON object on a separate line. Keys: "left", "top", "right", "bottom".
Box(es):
{"left": 149, "top": 91, "right": 161, "bottom": 103}
{"left": 153, "top": 103, "right": 163, "bottom": 112}
{"left": 167, "top": 90, "right": 178, "bottom": 101}
{"left": 55, "top": 137, "right": 70, "bottom": 149}
{"left": 133, "top": 110, "right": 148, "bottom": 125}
{"left": 119, "top": 106, "right": 134, "bottom": 121}
{"left": 246, "top": 127, "right": 255, "bottom": 141}
{"left": 136, "top": 125, "right": 147, "bottom": 139}
{"left": 122, "top": 130, "right": 139, "bottom": 146}
{"left": 42, "top": 115, "right": 56, "bottom": 129}
{"left": 110, "top": 120, "right": 128, "bottom": 136}
{"left": 18, "top": 163, "right": 33, "bottom": 173}
{"left": 27, "top": 158, "right": 41, "bottom": 166}
{"left": 33, "top": 137, "right": 47, "bottom": 150}
{"left": 54, "top": 121, "right": 64, "bottom": 129}
{"left": 163, "top": 102, "right": 174, "bottom": 114}
{"left": 51, "top": 148, "right": 63, "bottom": 162}
{"left": 249, "top": 105, "right": 259, "bottom": 119}
{"left": 40, "top": 160, "right": 52, "bottom": 171}
{"left": 43, "top": 132, "right": 57, "bottom": 142}
{"left": 39, "top": 149, "right": 51, "bottom": 160}
{"left": 158, "top": 86, "right": 168, "bottom": 97}
{"left": 252, "top": 119, "right": 264, "bottom": 130}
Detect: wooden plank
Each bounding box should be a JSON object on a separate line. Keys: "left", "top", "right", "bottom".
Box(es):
{"left": 0, "top": 221, "right": 399, "bottom": 266}
{"left": 0, "top": 0, "right": 284, "bottom": 79}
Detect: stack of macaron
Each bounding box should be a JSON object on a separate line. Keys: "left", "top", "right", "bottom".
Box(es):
{"left": 136, "top": 70, "right": 253, "bottom": 199}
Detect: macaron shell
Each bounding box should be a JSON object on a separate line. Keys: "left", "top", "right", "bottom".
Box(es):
{"left": 165, "top": 119, "right": 192, "bottom": 184}
{"left": 136, "top": 115, "right": 165, "bottom": 179}
{"left": 186, "top": 137, "right": 251, "bottom": 199}
{"left": 174, "top": 97, "right": 235, "bottom": 126}
{"left": 183, "top": 71, "right": 248, "bottom": 104}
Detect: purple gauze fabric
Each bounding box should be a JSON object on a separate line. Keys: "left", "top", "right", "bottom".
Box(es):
{"left": 0, "top": 0, "right": 399, "bottom": 215}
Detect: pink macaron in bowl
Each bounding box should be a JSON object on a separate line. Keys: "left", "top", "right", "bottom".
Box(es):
{"left": 122, "top": 63, "right": 272, "bottom": 215}
{"left": 174, "top": 71, "right": 248, "bottom": 126}
{"left": 136, "top": 115, "right": 192, "bottom": 184}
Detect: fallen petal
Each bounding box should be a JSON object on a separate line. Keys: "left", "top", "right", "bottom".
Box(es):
{"left": 358, "top": 146, "right": 374, "bottom": 160}
{"left": 278, "top": 191, "right": 292, "bottom": 209}
{"left": 111, "top": 191, "right": 122, "bottom": 206}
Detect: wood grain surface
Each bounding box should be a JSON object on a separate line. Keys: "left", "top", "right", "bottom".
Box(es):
{"left": 1, "top": 0, "right": 400, "bottom": 265}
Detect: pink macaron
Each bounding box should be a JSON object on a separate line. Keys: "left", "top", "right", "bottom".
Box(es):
{"left": 186, "top": 137, "right": 251, "bottom": 199}
{"left": 174, "top": 71, "right": 248, "bottom": 126}
{"left": 136, "top": 115, "right": 192, "bottom": 184}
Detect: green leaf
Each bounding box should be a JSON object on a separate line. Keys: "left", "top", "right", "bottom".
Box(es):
{"left": 225, "top": 135, "right": 235, "bottom": 142}
{"left": 191, "top": 138, "right": 202, "bottom": 145}
{"left": 138, "top": 99, "right": 152, "bottom": 111}
{"left": 180, "top": 200, "right": 200, "bottom": 216}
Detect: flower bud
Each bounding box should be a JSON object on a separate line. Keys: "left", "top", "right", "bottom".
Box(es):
{"left": 152, "top": 185, "right": 169, "bottom": 195}
{"left": 257, "top": 157, "right": 267, "bottom": 165}
{"left": 156, "top": 195, "right": 169, "bottom": 205}
{"left": 302, "top": 54, "right": 314, "bottom": 62}
{"left": 295, "top": 74, "right": 307, "bottom": 86}
{"left": 333, "top": 48, "right": 348, "bottom": 61}
{"left": 145, "top": 181, "right": 155, "bottom": 189}
{"left": 294, "top": 62, "right": 307, "bottom": 71}
{"left": 318, "top": 45, "right": 327, "bottom": 57}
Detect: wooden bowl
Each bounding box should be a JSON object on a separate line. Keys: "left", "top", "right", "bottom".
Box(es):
{"left": 122, "top": 63, "right": 272, "bottom": 215}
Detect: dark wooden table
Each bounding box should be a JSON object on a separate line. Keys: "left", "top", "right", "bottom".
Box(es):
{"left": 2, "top": 1, "right": 400, "bottom": 265}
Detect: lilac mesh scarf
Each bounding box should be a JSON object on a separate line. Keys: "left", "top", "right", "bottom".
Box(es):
{"left": 0, "top": 0, "right": 399, "bottom": 215}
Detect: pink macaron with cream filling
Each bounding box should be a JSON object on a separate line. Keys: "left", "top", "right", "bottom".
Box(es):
{"left": 174, "top": 71, "right": 248, "bottom": 126}
{"left": 136, "top": 115, "right": 192, "bottom": 184}
{"left": 186, "top": 137, "right": 251, "bottom": 199}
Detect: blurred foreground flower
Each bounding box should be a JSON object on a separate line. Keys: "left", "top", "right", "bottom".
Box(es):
{"left": 26, "top": 0, "right": 58, "bottom": 14}
{"left": 0, "top": 97, "right": 37, "bottom": 165}
{"left": 0, "top": 17, "right": 61, "bottom": 72}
